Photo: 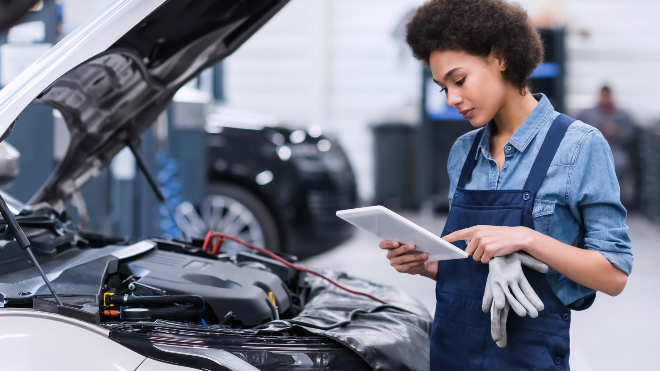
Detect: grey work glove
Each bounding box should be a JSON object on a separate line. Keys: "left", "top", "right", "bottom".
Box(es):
{"left": 489, "top": 296, "right": 509, "bottom": 348}
{"left": 482, "top": 252, "right": 549, "bottom": 347}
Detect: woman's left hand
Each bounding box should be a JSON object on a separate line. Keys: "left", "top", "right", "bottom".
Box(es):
{"left": 443, "top": 225, "right": 537, "bottom": 263}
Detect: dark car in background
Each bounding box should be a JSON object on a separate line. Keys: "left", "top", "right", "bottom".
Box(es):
{"left": 184, "top": 112, "right": 358, "bottom": 259}
{"left": 167, "top": 102, "right": 358, "bottom": 259}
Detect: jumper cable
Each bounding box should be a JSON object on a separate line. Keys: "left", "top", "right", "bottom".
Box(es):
{"left": 203, "top": 231, "right": 388, "bottom": 305}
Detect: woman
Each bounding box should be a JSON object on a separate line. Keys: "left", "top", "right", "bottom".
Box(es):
{"left": 380, "top": 0, "right": 633, "bottom": 369}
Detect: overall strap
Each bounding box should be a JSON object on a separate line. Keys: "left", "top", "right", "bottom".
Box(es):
{"left": 522, "top": 114, "right": 574, "bottom": 194}
{"left": 457, "top": 129, "right": 485, "bottom": 188}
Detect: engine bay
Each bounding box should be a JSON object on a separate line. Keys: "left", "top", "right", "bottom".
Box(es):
{"left": 0, "top": 208, "right": 431, "bottom": 371}
{"left": 0, "top": 210, "right": 308, "bottom": 328}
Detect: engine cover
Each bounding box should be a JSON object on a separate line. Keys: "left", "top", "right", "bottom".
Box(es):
{"left": 120, "top": 250, "right": 291, "bottom": 326}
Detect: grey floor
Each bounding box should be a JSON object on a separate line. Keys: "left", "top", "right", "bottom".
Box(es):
{"left": 301, "top": 213, "right": 658, "bottom": 370}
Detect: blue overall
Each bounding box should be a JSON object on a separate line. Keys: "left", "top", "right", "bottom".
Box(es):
{"left": 431, "top": 114, "right": 574, "bottom": 370}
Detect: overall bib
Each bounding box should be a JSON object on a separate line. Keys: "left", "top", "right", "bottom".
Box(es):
{"left": 431, "top": 114, "right": 574, "bottom": 370}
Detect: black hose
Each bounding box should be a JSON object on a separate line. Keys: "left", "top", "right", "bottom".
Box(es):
{"left": 147, "top": 306, "right": 202, "bottom": 322}
{"left": 110, "top": 295, "right": 205, "bottom": 309}
{"left": 119, "top": 305, "right": 202, "bottom": 322}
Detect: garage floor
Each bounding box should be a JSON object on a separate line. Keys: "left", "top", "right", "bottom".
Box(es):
{"left": 302, "top": 213, "right": 658, "bottom": 370}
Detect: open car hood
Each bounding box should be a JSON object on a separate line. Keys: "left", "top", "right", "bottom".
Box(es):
{"left": 0, "top": 0, "right": 289, "bottom": 208}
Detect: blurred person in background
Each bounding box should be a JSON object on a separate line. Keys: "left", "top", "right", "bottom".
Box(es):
{"left": 578, "top": 85, "right": 636, "bottom": 205}
{"left": 379, "top": 0, "right": 632, "bottom": 370}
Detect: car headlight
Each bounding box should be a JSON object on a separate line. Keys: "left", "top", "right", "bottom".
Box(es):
{"left": 109, "top": 322, "right": 372, "bottom": 370}
{"left": 155, "top": 344, "right": 261, "bottom": 371}
{"left": 156, "top": 344, "right": 365, "bottom": 370}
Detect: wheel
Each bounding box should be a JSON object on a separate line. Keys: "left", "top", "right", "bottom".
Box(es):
{"left": 201, "top": 182, "right": 281, "bottom": 254}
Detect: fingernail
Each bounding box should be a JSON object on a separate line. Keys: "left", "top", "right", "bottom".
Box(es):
{"left": 392, "top": 242, "right": 399, "bottom": 247}
{"left": 408, "top": 244, "right": 415, "bottom": 251}
{"left": 422, "top": 253, "right": 428, "bottom": 259}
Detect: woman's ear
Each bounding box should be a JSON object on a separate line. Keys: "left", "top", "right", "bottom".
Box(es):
{"left": 490, "top": 49, "right": 506, "bottom": 72}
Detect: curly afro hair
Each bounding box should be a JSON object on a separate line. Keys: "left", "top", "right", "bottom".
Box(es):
{"left": 405, "top": 0, "right": 544, "bottom": 94}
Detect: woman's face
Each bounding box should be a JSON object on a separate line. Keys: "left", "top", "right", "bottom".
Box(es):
{"left": 429, "top": 50, "right": 507, "bottom": 128}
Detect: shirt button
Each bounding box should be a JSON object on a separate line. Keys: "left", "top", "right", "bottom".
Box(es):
{"left": 522, "top": 192, "right": 531, "bottom": 201}
{"left": 503, "top": 163, "right": 508, "bottom": 169}
{"left": 506, "top": 145, "right": 512, "bottom": 151}
{"left": 554, "top": 357, "right": 562, "bottom": 365}
{"left": 562, "top": 313, "right": 570, "bottom": 321}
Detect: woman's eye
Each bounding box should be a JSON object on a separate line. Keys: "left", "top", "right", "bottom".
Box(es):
{"left": 456, "top": 77, "right": 466, "bottom": 86}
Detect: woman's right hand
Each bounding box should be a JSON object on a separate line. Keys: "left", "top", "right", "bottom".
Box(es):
{"left": 379, "top": 240, "right": 437, "bottom": 280}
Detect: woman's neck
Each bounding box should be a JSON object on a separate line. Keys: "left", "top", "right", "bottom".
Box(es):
{"left": 491, "top": 90, "right": 539, "bottom": 137}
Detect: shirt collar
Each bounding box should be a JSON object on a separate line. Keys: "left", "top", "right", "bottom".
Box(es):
{"left": 476, "top": 93, "right": 555, "bottom": 159}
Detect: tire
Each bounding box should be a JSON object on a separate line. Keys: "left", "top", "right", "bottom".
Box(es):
{"left": 203, "top": 182, "right": 282, "bottom": 253}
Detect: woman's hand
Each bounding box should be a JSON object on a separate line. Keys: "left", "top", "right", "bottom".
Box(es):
{"left": 443, "top": 226, "right": 537, "bottom": 263}
{"left": 379, "top": 240, "right": 437, "bottom": 279}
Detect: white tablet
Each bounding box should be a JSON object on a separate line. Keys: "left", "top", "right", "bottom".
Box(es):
{"left": 336, "top": 206, "right": 468, "bottom": 261}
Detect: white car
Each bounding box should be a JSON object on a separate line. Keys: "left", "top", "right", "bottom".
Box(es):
{"left": 0, "top": 1, "right": 432, "bottom": 370}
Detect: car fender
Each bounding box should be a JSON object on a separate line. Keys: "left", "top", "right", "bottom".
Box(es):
{"left": 0, "top": 309, "right": 147, "bottom": 371}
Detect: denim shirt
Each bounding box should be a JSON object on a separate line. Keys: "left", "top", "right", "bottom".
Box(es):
{"left": 447, "top": 94, "right": 633, "bottom": 309}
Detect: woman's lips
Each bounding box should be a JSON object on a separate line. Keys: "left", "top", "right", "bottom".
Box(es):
{"left": 461, "top": 109, "right": 474, "bottom": 120}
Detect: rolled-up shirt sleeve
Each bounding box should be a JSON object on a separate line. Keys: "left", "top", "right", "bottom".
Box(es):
{"left": 569, "top": 129, "right": 633, "bottom": 275}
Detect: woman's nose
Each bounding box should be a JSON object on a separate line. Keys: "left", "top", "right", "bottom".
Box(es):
{"left": 447, "top": 91, "right": 462, "bottom": 107}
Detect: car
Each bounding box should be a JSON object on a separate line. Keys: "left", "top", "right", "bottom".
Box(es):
{"left": 166, "top": 86, "right": 358, "bottom": 258}
{"left": 0, "top": 1, "right": 432, "bottom": 370}
{"left": 178, "top": 110, "right": 358, "bottom": 259}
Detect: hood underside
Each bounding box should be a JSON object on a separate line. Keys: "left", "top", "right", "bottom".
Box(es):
{"left": 0, "top": 0, "right": 289, "bottom": 207}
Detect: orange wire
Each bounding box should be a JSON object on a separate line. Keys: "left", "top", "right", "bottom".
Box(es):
{"left": 203, "top": 231, "right": 388, "bottom": 305}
